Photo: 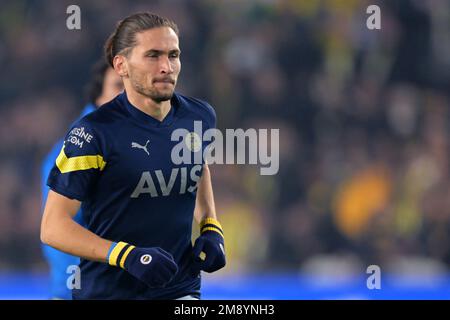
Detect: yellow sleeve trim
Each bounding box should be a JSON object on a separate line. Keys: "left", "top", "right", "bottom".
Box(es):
{"left": 56, "top": 145, "right": 106, "bottom": 173}
{"left": 108, "top": 241, "right": 128, "bottom": 267}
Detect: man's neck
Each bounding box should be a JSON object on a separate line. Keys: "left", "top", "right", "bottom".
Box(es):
{"left": 126, "top": 89, "right": 171, "bottom": 122}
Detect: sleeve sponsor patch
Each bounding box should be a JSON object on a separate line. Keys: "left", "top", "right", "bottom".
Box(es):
{"left": 66, "top": 127, "right": 94, "bottom": 148}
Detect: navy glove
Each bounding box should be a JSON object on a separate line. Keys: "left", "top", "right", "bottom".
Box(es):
{"left": 107, "top": 241, "right": 178, "bottom": 288}
{"left": 192, "top": 217, "right": 226, "bottom": 273}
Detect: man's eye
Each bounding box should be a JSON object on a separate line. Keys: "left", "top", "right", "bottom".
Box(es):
{"left": 169, "top": 53, "right": 180, "bottom": 58}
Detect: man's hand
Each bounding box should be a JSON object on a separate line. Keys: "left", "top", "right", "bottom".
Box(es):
{"left": 192, "top": 218, "right": 226, "bottom": 273}
{"left": 108, "top": 242, "right": 178, "bottom": 288}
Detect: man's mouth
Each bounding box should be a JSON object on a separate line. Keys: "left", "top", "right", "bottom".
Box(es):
{"left": 153, "top": 78, "right": 175, "bottom": 84}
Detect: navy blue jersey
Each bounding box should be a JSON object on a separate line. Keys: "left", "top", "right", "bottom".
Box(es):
{"left": 46, "top": 91, "right": 216, "bottom": 299}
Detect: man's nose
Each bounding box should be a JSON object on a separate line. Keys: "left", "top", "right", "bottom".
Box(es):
{"left": 159, "top": 56, "right": 173, "bottom": 74}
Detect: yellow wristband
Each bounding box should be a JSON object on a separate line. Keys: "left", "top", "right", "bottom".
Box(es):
{"left": 200, "top": 217, "right": 224, "bottom": 238}
{"left": 108, "top": 241, "right": 135, "bottom": 269}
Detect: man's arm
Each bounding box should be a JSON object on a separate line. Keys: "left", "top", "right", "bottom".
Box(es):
{"left": 192, "top": 164, "right": 226, "bottom": 272}
{"left": 40, "top": 190, "right": 112, "bottom": 262}
{"left": 194, "top": 164, "right": 217, "bottom": 223}
{"left": 40, "top": 189, "right": 178, "bottom": 287}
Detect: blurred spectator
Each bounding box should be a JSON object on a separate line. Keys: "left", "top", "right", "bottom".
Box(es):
{"left": 0, "top": 0, "right": 448, "bottom": 276}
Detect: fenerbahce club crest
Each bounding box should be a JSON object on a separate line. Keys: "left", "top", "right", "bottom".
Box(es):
{"left": 184, "top": 132, "right": 201, "bottom": 152}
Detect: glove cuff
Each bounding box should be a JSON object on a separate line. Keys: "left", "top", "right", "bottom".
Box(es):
{"left": 107, "top": 241, "right": 136, "bottom": 269}
{"left": 200, "top": 217, "right": 224, "bottom": 238}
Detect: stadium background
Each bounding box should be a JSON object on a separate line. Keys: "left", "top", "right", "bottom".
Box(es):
{"left": 0, "top": 0, "right": 449, "bottom": 299}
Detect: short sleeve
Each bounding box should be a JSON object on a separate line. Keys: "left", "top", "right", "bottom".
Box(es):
{"left": 46, "top": 118, "right": 107, "bottom": 201}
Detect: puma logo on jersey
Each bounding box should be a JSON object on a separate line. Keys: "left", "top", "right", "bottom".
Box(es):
{"left": 131, "top": 140, "right": 150, "bottom": 156}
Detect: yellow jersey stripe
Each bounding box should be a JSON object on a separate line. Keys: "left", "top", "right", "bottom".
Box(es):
{"left": 108, "top": 241, "right": 128, "bottom": 267}
{"left": 56, "top": 145, "right": 106, "bottom": 174}
{"left": 119, "top": 245, "right": 136, "bottom": 269}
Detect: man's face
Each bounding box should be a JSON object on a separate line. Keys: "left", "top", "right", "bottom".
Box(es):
{"left": 125, "top": 27, "right": 181, "bottom": 103}
{"left": 96, "top": 67, "right": 124, "bottom": 106}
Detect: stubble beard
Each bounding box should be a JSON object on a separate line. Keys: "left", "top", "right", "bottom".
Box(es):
{"left": 130, "top": 73, "right": 175, "bottom": 103}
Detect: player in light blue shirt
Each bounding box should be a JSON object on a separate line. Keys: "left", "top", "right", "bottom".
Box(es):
{"left": 40, "top": 60, "right": 123, "bottom": 299}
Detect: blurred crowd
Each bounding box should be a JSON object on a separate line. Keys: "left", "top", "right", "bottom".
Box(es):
{"left": 0, "top": 0, "right": 449, "bottom": 278}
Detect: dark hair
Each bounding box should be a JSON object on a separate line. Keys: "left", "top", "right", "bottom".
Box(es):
{"left": 83, "top": 59, "right": 110, "bottom": 106}
{"left": 104, "top": 12, "right": 179, "bottom": 67}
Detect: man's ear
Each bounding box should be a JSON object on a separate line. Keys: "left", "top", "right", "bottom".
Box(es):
{"left": 113, "top": 55, "right": 128, "bottom": 77}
